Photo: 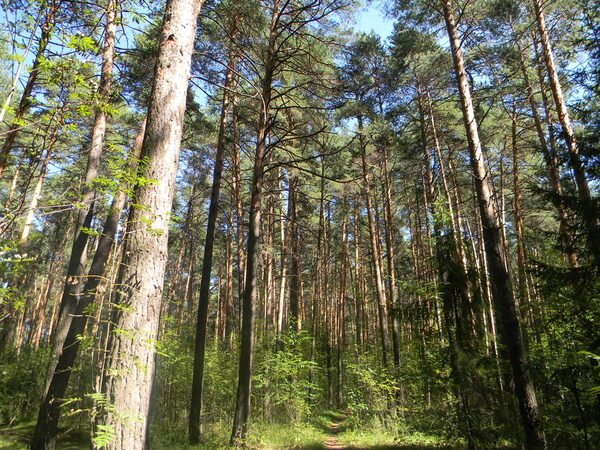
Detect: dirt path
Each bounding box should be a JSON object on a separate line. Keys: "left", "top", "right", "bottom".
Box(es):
{"left": 323, "top": 412, "right": 347, "bottom": 450}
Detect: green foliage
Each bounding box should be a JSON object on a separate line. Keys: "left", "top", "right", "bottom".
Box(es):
{"left": 254, "top": 331, "right": 320, "bottom": 422}
{"left": 0, "top": 348, "right": 48, "bottom": 424}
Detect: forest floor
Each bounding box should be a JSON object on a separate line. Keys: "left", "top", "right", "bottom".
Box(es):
{"left": 0, "top": 413, "right": 457, "bottom": 449}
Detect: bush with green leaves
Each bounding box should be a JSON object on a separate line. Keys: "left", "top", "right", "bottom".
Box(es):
{"left": 254, "top": 331, "right": 320, "bottom": 423}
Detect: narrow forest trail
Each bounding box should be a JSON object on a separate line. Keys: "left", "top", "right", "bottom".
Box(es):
{"left": 323, "top": 411, "right": 348, "bottom": 450}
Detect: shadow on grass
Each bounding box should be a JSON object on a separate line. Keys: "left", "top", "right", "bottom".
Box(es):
{"left": 0, "top": 423, "right": 88, "bottom": 450}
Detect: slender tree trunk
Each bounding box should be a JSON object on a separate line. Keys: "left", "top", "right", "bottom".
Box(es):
{"left": 380, "top": 147, "right": 400, "bottom": 367}
{"left": 510, "top": 104, "right": 531, "bottom": 323}
{"left": 0, "top": 0, "right": 58, "bottom": 177}
{"left": 99, "top": 2, "right": 201, "bottom": 448}
{"left": 513, "top": 31, "right": 577, "bottom": 267}
{"left": 19, "top": 139, "right": 54, "bottom": 246}
{"left": 189, "top": 44, "right": 237, "bottom": 443}
{"left": 46, "top": 0, "right": 117, "bottom": 388}
{"left": 358, "top": 116, "right": 390, "bottom": 367}
{"left": 231, "top": 4, "right": 277, "bottom": 440}
{"left": 441, "top": 2, "right": 546, "bottom": 448}
{"left": 276, "top": 170, "right": 287, "bottom": 341}
{"left": 0, "top": 7, "right": 43, "bottom": 124}
{"left": 288, "top": 176, "right": 300, "bottom": 331}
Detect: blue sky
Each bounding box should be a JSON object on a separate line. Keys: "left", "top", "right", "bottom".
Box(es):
{"left": 353, "top": 1, "right": 395, "bottom": 40}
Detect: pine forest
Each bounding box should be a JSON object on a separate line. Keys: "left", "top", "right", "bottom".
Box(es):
{"left": 0, "top": 0, "right": 598, "bottom": 448}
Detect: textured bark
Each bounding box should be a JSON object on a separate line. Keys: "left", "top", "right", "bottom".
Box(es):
{"left": 189, "top": 46, "right": 236, "bottom": 443}
{"left": 99, "top": 1, "right": 202, "bottom": 448}
{"left": 31, "top": 119, "right": 146, "bottom": 450}
{"left": 441, "top": 2, "right": 546, "bottom": 448}
{"left": 532, "top": 0, "right": 599, "bottom": 268}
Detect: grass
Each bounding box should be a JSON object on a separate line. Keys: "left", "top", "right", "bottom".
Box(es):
{"left": 0, "top": 412, "right": 465, "bottom": 449}
{"left": 0, "top": 421, "right": 88, "bottom": 450}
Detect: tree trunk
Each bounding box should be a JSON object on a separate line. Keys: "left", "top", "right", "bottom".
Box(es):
{"left": 288, "top": 176, "right": 300, "bottom": 331}
{"left": 99, "top": 1, "right": 201, "bottom": 448}
{"left": 0, "top": 0, "right": 58, "bottom": 177}
{"left": 358, "top": 116, "right": 390, "bottom": 367}
{"left": 31, "top": 119, "right": 146, "bottom": 450}
{"left": 532, "top": 0, "right": 599, "bottom": 268}
{"left": 46, "top": 0, "right": 117, "bottom": 389}
{"left": 189, "top": 44, "right": 236, "bottom": 443}
{"left": 230, "top": 4, "right": 276, "bottom": 440}
{"left": 441, "top": 2, "right": 546, "bottom": 448}
{"left": 513, "top": 31, "right": 577, "bottom": 267}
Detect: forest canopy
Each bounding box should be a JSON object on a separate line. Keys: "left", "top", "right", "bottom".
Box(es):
{"left": 0, "top": 0, "right": 598, "bottom": 449}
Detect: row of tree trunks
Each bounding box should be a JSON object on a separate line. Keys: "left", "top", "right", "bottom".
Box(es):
{"left": 44, "top": 0, "right": 117, "bottom": 400}
{"left": 230, "top": 0, "right": 278, "bottom": 441}
{"left": 31, "top": 118, "right": 146, "bottom": 449}
{"left": 532, "top": 0, "right": 599, "bottom": 268}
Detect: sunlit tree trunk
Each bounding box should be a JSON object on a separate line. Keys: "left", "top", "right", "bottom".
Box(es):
{"left": 441, "top": 2, "right": 546, "bottom": 447}
{"left": 99, "top": 1, "right": 202, "bottom": 448}
{"left": 532, "top": 0, "right": 599, "bottom": 268}
{"left": 31, "top": 119, "right": 146, "bottom": 449}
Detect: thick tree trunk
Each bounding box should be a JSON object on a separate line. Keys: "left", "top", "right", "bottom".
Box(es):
{"left": 99, "top": 2, "right": 202, "bottom": 448}
{"left": 441, "top": 2, "right": 546, "bottom": 448}
{"left": 31, "top": 119, "right": 146, "bottom": 450}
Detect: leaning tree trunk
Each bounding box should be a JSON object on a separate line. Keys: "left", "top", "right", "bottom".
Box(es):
{"left": 45, "top": 0, "right": 117, "bottom": 386}
{"left": 532, "top": 0, "right": 599, "bottom": 268}
{"left": 30, "top": 119, "right": 146, "bottom": 450}
{"left": 99, "top": 1, "right": 202, "bottom": 449}
{"left": 441, "top": 1, "right": 546, "bottom": 448}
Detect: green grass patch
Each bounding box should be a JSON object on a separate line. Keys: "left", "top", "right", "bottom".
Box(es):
{"left": 246, "top": 421, "right": 326, "bottom": 449}
{"left": 0, "top": 422, "right": 89, "bottom": 450}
